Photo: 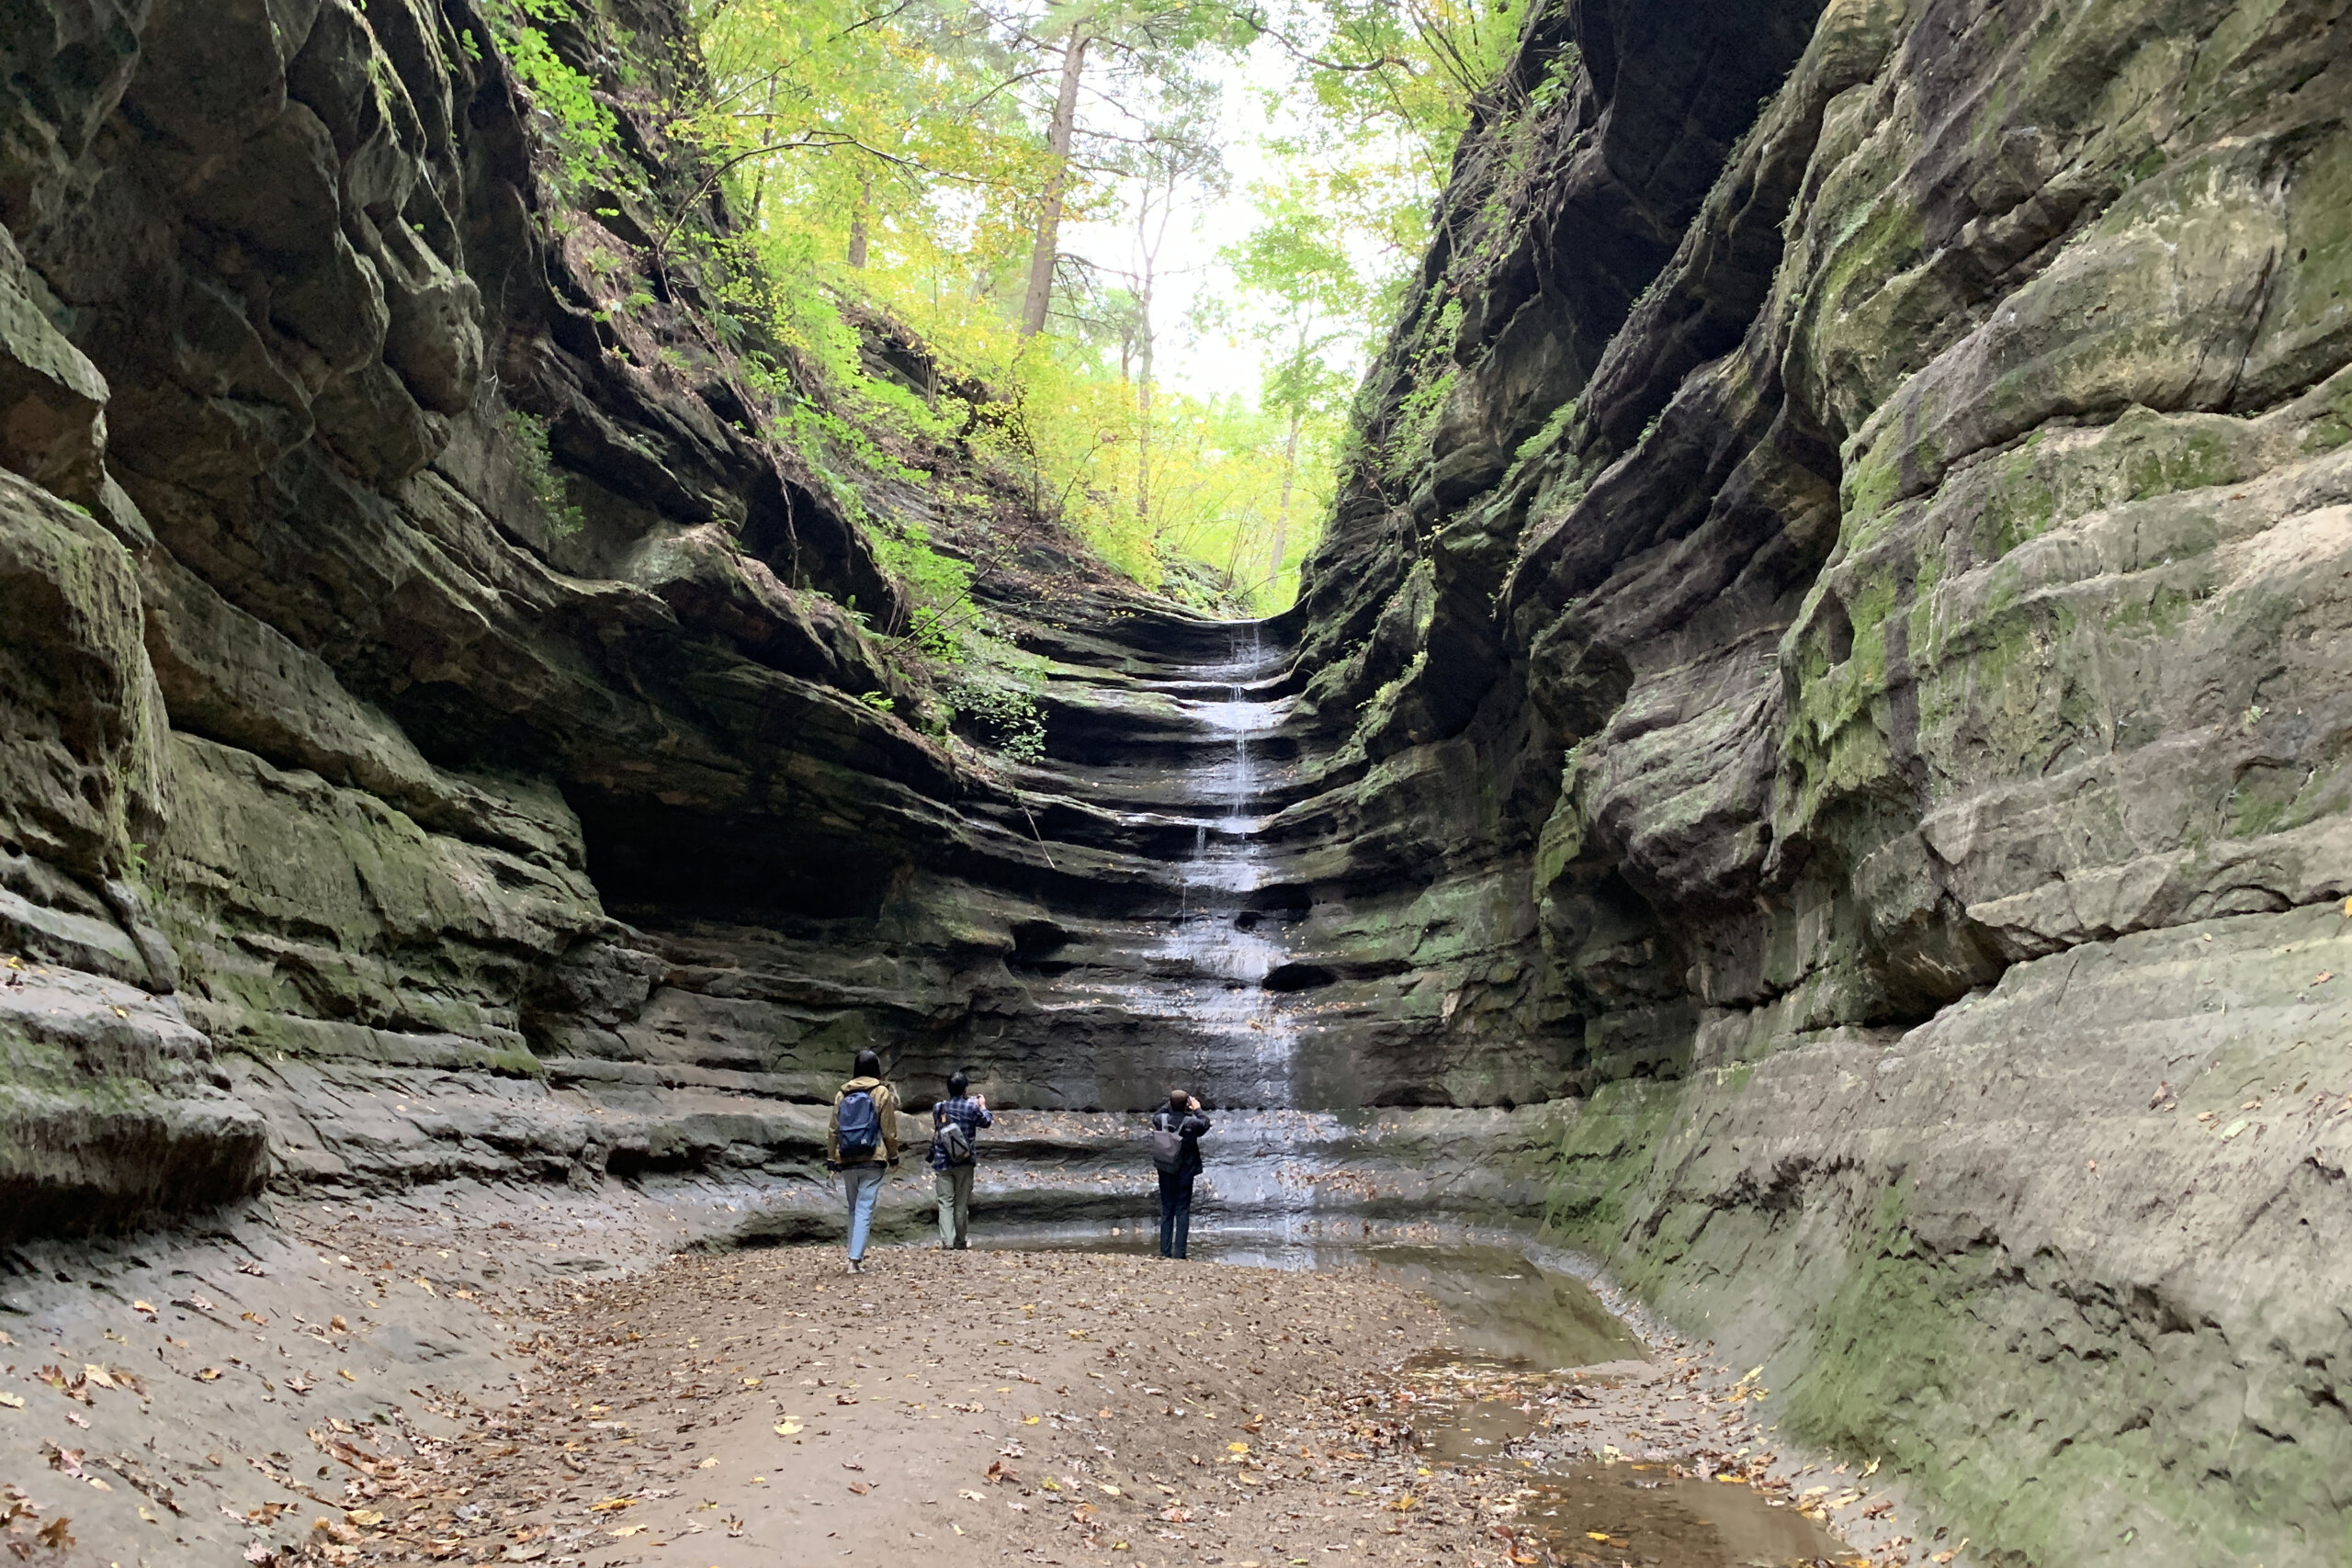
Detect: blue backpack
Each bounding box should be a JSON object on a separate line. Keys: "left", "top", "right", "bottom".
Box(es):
{"left": 837, "top": 1089, "right": 881, "bottom": 1161}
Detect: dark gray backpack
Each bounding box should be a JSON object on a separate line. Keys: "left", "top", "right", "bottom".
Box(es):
{"left": 935, "top": 1111, "right": 974, "bottom": 1166}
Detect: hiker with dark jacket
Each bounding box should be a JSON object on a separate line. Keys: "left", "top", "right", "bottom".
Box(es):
{"left": 929, "top": 1068, "right": 992, "bottom": 1250}
{"left": 1149, "top": 1089, "right": 1212, "bottom": 1259}
{"left": 828, "top": 1050, "right": 899, "bottom": 1274}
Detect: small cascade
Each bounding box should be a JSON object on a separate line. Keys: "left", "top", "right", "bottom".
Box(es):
{"left": 1090, "top": 621, "right": 1302, "bottom": 1111}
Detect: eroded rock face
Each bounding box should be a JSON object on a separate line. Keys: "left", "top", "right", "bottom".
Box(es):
{"left": 0, "top": 0, "right": 2348, "bottom": 1557}
{"left": 1277, "top": 0, "right": 2352, "bottom": 1561}
{"left": 0, "top": 0, "right": 1526, "bottom": 1243}
{"left": 0, "top": 0, "right": 1171, "bottom": 1226}
{"left": 1300, "top": 0, "right": 2352, "bottom": 1076}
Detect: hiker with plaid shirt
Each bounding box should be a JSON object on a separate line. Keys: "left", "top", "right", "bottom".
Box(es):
{"left": 929, "top": 1068, "right": 992, "bottom": 1249}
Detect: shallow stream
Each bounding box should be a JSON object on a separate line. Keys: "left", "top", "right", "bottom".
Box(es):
{"left": 988, "top": 1224, "right": 1861, "bottom": 1568}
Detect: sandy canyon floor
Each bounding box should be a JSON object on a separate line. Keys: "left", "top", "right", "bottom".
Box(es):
{"left": 1, "top": 1182, "right": 1939, "bottom": 1568}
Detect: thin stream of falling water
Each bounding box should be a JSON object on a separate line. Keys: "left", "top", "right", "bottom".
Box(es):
{"left": 1170, "top": 621, "right": 1297, "bottom": 1111}
{"left": 1091, "top": 622, "right": 1302, "bottom": 1117}
{"left": 1066, "top": 620, "right": 1345, "bottom": 1245}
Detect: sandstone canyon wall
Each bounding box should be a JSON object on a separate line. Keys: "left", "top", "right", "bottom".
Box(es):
{"left": 1271, "top": 1, "right": 2352, "bottom": 1562}
{"left": 0, "top": 1, "right": 2348, "bottom": 1565}
{"left": 0, "top": 0, "right": 1394, "bottom": 1238}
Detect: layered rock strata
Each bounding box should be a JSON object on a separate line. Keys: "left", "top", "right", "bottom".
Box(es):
{"left": 1271, "top": 1, "right": 2352, "bottom": 1562}
{"left": 2, "top": 1, "right": 2350, "bottom": 1564}
{"left": 0, "top": 0, "right": 1514, "bottom": 1244}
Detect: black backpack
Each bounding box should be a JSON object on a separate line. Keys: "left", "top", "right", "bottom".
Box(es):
{"left": 1149, "top": 1122, "right": 1186, "bottom": 1175}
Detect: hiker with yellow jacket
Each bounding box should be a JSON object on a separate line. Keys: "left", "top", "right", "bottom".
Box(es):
{"left": 828, "top": 1050, "right": 899, "bottom": 1274}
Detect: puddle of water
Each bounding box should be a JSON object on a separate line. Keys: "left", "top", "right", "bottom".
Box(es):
{"left": 1511, "top": 1464, "right": 1868, "bottom": 1568}
{"left": 1395, "top": 1365, "right": 1862, "bottom": 1568}
{"left": 987, "top": 1224, "right": 1862, "bottom": 1568}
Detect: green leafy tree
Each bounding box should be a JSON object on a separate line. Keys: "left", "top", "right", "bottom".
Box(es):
{"left": 1225, "top": 185, "right": 1372, "bottom": 593}
{"left": 664, "top": 0, "right": 1468, "bottom": 612}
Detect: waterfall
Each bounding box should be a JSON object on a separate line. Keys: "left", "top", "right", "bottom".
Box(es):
{"left": 1095, "top": 621, "right": 1299, "bottom": 1111}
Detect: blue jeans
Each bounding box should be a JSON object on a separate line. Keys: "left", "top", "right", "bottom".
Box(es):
{"left": 842, "top": 1164, "right": 885, "bottom": 1260}
{"left": 1157, "top": 1170, "right": 1194, "bottom": 1258}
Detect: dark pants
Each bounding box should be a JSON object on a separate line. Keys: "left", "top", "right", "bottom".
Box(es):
{"left": 1157, "top": 1169, "right": 1195, "bottom": 1258}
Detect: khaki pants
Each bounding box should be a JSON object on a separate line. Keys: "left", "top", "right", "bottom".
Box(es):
{"left": 934, "top": 1164, "right": 975, "bottom": 1248}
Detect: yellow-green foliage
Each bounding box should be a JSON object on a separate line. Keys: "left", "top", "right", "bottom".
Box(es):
{"left": 676, "top": 0, "right": 1329, "bottom": 610}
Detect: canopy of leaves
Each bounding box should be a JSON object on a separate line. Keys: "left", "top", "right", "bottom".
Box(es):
{"left": 492, "top": 0, "right": 1521, "bottom": 616}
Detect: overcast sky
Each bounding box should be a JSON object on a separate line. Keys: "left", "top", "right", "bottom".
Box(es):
{"left": 1056, "top": 31, "right": 1393, "bottom": 405}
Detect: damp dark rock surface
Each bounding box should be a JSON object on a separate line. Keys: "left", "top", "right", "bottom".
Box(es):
{"left": 1, "top": 3, "right": 2349, "bottom": 1567}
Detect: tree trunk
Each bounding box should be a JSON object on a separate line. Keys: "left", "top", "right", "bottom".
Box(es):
{"left": 846, "top": 175, "right": 871, "bottom": 268}
{"left": 1019, "top": 28, "right": 1088, "bottom": 337}
{"left": 1268, "top": 409, "right": 1301, "bottom": 590}
{"left": 1135, "top": 292, "right": 1153, "bottom": 532}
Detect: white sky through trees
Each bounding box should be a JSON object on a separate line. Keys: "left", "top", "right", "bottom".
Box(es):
{"left": 1059, "top": 29, "right": 1402, "bottom": 401}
